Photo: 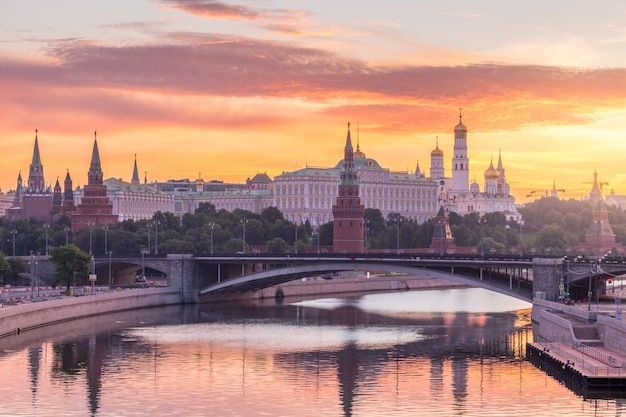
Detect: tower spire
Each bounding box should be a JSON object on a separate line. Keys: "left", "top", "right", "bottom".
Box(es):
{"left": 28, "top": 129, "right": 46, "bottom": 192}
{"left": 32, "top": 129, "right": 41, "bottom": 166}
{"left": 88, "top": 131, "right": 103, "bottom": 186}
{"left": 341, "top": 122, "right": 356, "bottom": 185}
{"left": 131, "top": 154, "right": 140, "bottom": 185}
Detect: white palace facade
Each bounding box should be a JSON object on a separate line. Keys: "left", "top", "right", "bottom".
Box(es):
{"left": 273, "top": 129, "right": 438, "bottom": 226}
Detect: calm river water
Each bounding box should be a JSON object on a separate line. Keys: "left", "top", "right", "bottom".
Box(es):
{"left": 0, "top": 288, "right": 624, "bottom": 416}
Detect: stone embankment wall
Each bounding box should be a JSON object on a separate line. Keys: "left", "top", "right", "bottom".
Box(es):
{"left": 531, "top": 303, "right": 576, "bottom": 343}
{"left": 597, "top": 314, "right": 626, "bottom": 353}
{"left": 0, "top": 287, "right": 181, "bottom": 339}
{"left": 532, "top": 299, "right": 626, "bottom": 355}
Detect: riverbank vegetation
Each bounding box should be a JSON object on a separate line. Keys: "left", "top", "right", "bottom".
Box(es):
{"left": 0, "top": 197, "right": 623, "bottom": 280}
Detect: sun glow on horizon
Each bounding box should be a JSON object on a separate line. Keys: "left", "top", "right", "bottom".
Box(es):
{"left": 0, "top": 1, "right": 625, "bottom": 206}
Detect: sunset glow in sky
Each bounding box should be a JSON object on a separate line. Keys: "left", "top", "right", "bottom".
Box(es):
{"left": 2, "top": 1, "right": 626, "bottom": 203}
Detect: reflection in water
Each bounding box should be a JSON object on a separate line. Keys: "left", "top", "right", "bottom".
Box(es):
{"left": 0, "top": 289, "right": 622, "bottom": 416}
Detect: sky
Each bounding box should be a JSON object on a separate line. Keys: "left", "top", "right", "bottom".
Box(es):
{"left": 1, "top": 0, "right": 626, "bottom": 203}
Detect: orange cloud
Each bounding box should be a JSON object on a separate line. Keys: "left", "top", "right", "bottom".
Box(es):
{"left": 2, "top": 31, "right": 626, "bottom": 200}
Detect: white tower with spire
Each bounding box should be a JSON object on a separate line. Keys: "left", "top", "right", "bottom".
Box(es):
{"left": 451, "top": 109, "right": 469, "bottom": 193}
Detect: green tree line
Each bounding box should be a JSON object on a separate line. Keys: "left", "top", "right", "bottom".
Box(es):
{"left": 0, "top": 196, "right": 623, "bottom": 284}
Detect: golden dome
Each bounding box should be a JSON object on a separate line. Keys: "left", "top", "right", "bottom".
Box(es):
{"left": 454, "top": 109, "right": 467, "bottom": 133}
{"left": 484, "top": 161, "right": 498, "bottom": 180}
{"left": 454, "top": 118, "right": 467, "bottom": 133}
{"left": 431, "top": 137, "right": 444, "bottom": 157}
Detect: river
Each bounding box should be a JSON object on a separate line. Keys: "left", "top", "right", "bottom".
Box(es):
{"left": 0, "top": 287, "right": 623, "bottom": 416}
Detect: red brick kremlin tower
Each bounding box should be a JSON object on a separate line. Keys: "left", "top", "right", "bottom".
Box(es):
{"left": 429, "top": 206, "right": 457, "bottom": 254}
{"left": 71, "top": 132, "right": 117, "bottom": 231}
{"left": 6, "top": 130, "right": 52, "bottom": 222}
{"left": 51, "top": 170, "right": 77, "bottom": 221}
{"left": 332, "top": 123, "right": 365, "bottom": 253}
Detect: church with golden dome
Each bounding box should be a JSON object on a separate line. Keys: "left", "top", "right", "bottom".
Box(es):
{"left": 431, "top": 112, "right": 521, "bottom": 222}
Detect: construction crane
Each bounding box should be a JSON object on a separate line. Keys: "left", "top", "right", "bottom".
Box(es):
{"left": 583, "top": 181, "right": 608, "bottom": 191}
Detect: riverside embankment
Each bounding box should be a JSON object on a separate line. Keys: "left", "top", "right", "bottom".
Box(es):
{"left": 0, "top": 287, "right": 181, "bottom": 339}
{"left": 0, "top": 273, "right": 463, "bottom": 339}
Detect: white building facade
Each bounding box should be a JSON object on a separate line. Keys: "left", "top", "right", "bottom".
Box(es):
{"left": 273, "top": 130, "right": 439, "bottom": 226}
{"left": 433, "top": 114, "right": 521, "bottom": 222}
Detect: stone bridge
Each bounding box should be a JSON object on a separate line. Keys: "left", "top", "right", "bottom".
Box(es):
{"left": 23, "top": 255, "right": 626, "bottom": 304}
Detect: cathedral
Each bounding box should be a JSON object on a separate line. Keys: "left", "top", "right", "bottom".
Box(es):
{"left": 431, "top": 112, "right": 521, "bottom": 222}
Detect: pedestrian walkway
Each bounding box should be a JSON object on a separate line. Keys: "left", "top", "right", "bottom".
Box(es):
{"left": 528, "top": 302, "right": 626, "bottom": 395}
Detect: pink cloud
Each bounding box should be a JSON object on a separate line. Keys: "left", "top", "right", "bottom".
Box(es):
{"left": 1, "top": 33, "right": 625, "bottom": 134}
{"left": 156, "top": 0, "right": 310, "bottom": 35}
{"left": 158, "top": 0, "right": 263, "bottom": 20}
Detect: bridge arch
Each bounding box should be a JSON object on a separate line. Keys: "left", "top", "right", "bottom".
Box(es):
{"left": 200, "top": 262, "right": 533, "bottom": 302}
{"left": 92, "top": 258, "right": 169, "bottom": 286}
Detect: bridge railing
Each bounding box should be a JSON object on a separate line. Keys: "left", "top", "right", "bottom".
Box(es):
{"left": 535, "top": 341, "right": 624, "bottom": 376}
{"left": 572, "top": 340, "right": 619, "bottom": 367}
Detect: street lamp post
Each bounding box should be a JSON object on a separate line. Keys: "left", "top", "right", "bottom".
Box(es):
{"left": 35, "top": 259, "right": 39, "bottom": 297}
{"left": 294, "top": 218, "right": 298, "bottom": 254}
{"left": 396, "top": 219, "right": 400, "bottom": 256}
{"left": 154, "top": 221, "right": 159, "bottom": 255}
{"left": 103, "top": 225, "right": 109, "bottom": 256}
{"left": 588, "top": 261, "right": 595, "bottom": 312}
{"left": 44, "top": 224, "right": 50, "bottom": 256}
{"left": 141, "top": 249, "right": 147, "bottom": 281}
{"left": 364, "top": 220, "right": 370, "bottom": 254}
{"left": 64, "top": 226, "right": 70, "bottom": 245}
{"left": 241, "top": 218, "right": 248, "bottom": 253}
{"left": 519, "top": 219, "right": 524, "bottom": 255}
{"left": 29, "top": 251, "right": 35, "bottom": 298}
{"left": 589, "top": 218, "right": 603, "bottom": 311}
{"left": 89, "top": 255, "right": 96, "bottom": 294}
{"left": 316, "top": 216, "right": 321, "bottom": 256}
{"left": 88, "top": 221, "right": 94, "bottom": 256}
{"left": 11, "top": 229, "right": 17, "bottom": 258}
{"left": 108, "top": 250, "right": 113, "bottom": 291}
{"left": 209, "top": 222, "right": 215, "bottom": 255}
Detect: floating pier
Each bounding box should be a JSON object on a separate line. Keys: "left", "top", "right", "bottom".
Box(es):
{"left": 527, "top": 341, "right": 626, "bottom": 397}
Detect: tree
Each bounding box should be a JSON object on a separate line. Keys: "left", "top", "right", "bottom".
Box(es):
{"left": 238, "top": 219, "right": 265, "bottom": 246}
{"left": 0, "top": 253, "right": 10, "bottom": 286}
{"left": 261, "top": 206, "right": 284, "bottom": 225}
{"left": 318, "top": 222, "right": 333, "bottom": 246}
{"left": 50, "top": 245, "right": 91, "bottom": 293}
{"left": 159, "top": 238, "right": 195, "bottom": 254}
{"left": 224, "top": 238, "right": 245, "bottom": 254}
{"left": 6, "top": 257, "right": 26, "bottom": 285}
{"left": 195, "top": 202, "right": 216, "bottom": 216}
{"left": 364, "top": 208, "right": 385, "bottom": 235}
{"left": 535, "top": 224, "right": 568, "bottom": 253}
{"left": 476, "top": 237, "right": 505, "bottom": 255}
{"left": 266, "top": 237, "right": 288, "bottom": 254}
